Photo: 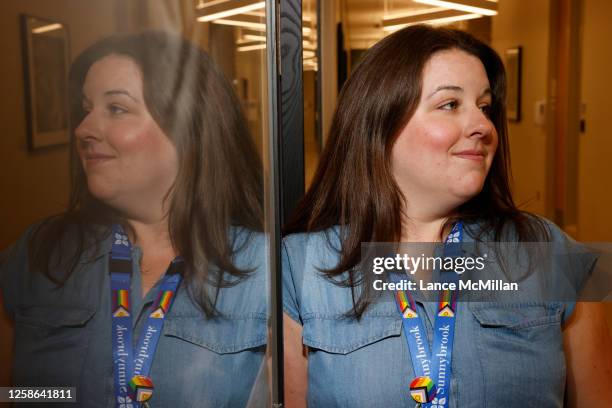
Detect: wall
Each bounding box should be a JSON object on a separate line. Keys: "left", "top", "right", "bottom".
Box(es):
{"left": 319, "top": 0, "right": 338, "bottom": 145}
{"left": 492, "top": 0, "right": 612, "bottom": 337}
{"left": 491, "top": 0, "right": 551, "bottom": 217}
{"left": 578, "top": 0, "right": 612, "bottom": 241}
{"left": 0, "top": 1, "right": 121, "bottom": 249}
{"left": 578, "top": 0, "right": 612, "bottom": 333}
{"left": 304, "top": 70, "right": 319, "bottom": 189}
{"left": 0, "top": 0, "right": 121, "bottom": 386}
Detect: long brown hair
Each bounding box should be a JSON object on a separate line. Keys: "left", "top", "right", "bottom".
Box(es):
{"left": 284, "top": 25, "right": 549, "bottom": 318}
{"left": 29, "top": 31, "right": 264, "bottom": 316}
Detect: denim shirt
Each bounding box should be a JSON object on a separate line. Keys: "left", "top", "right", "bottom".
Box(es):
{"left": 282, "top": 219, "right": 595, "bottom": 408}
{"left": 1, "top": 224, "right": 269, "bottom": 408}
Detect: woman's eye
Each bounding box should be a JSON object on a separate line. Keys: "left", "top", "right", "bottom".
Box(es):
{"left": 108, "top": 104, "right": 127, "bottom": 115}
{"left": 480, "top": 105, "right": 492, "bottom": 116}
{"left": 439, "top": 101, "right": 458, "bottom": 110}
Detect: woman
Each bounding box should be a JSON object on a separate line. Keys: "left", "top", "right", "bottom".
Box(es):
{"left": 1, "top": 31, "right": 268, "bottom": 407}
{"left": 282, "top": 25, "right": 611, "bottom": 407}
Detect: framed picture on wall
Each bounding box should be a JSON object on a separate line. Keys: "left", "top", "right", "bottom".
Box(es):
{"left": 505, "top": 46, "right": 522, "bottom": 122}
{"left": 20, "top": 15, "right": 70, "bottom": 150}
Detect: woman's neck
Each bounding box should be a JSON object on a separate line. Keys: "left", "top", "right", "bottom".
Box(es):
{"left": 396, "top": 184, "right": 463, "bottom": 242}
{"left": 399, "top": 195, "right": 458, "bottom": 242}
{"left": 126, "top": 218, "right": 173, "bottom": 252}
{"left": 400, "top": 204, "right": 457, "bottom": 243}
{"left": 125, "top": 218, "right": 177, "bottom": 296}
{"left": 400, "top": 217, "right": 446, "bottom": 242}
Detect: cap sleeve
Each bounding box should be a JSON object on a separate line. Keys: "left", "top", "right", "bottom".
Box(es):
{"left": 543, "top": 219, "right": 598, "bottom": 323}
{"left": 1, "top": 227, "right": 35, "bottom": 319}
{"left": 282, "top": 237, "right": 302, "bottom": 324}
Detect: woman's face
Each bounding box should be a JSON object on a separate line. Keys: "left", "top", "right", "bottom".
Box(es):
{"left": 391, "top": 49, "right": 498, "bottom": 214}
{"left": 75, "top": 54, "right": 178, "bottom": 218}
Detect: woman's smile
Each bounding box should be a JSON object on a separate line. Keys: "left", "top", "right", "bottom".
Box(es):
{"left": 451, "top": 148, "right": 487, "bottom": 162}
{"left": 453, "top": 149, "right": 487, "bottom": 162}
{"left": 81, "top": 151, "right": 116, "bottom": 168}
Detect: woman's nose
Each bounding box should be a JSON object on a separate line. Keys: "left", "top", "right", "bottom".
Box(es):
{"left": 468, "top": 107, "right": 495, "bottom": 140}
{"left": 75, "top": 111, "right": 101, "bottom": 142}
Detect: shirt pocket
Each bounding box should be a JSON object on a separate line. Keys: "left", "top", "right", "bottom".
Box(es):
{"left": 468, "top": 302, "right": 566, "bottom": 407}
{"left": 163, "top": 313, "right": 268, "bottom": 353}
{"left": 301, "top": 314, "right": 401, "bottom": 354}
{"left": 159, "top": 314, "right": 268, "bottom": 407}
{"left": 301, "top": 314, "right": 415, "bottom": 408}
{"left": 13, "top": 305, "right": 96, "bottom": 386}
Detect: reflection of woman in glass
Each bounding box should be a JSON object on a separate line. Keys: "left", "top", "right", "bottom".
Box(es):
{"left": 283, "top": 25, "right": 611, "bottom": 407}
{"left": 2, "top": 31, "right": 267, "bottom": 407}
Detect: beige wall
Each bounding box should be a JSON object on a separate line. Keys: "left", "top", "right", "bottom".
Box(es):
{"left": 578, "top": 0, "right": 612, "bottom": 332}
{"left": 0, "top": 0, "right": 121, "bottom": 250}
{"left": 491, "top": 0, "right": 551, "bottom": 217}
{"left": 491, "top": 0, "right": 612, "bottom": 340}
{"left": 578, "top": 0, "right": 612, "bottom": 241}
{"left": 320, "top": 0, "right": 338, "bottom": 145}
{"left": 235, "top": 45, "right": 267, "bottom": 159}
{"left": 304, "top": 70, "right": 319, "bottom": 189}
{"left": 0, "top": 0, "right": 121, "bottom": 387}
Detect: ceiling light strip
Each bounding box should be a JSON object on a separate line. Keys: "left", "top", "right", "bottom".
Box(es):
{"left": 383, "top": 9, "right": 481, "bottom": 31}
{"left": 383, "top": 7, "right": 446, "bottom": 20}
{"left": 413, "top": 0, "right": 498, "bottom": 16}
{"left": 237, "top": 43, "right": 267, "bottom": 52}
{"left": 196, "top": 0, "right": 265, "bottom": 22}
{"left": 209, "top": 14, "right": 266, "bottom": 30}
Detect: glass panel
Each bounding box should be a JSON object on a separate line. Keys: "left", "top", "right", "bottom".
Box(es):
{"left": 0, "top": 1, "right": 275, "bottom": 405}
{"left": 303, "top": 0, "right": 320, "bottom": 189}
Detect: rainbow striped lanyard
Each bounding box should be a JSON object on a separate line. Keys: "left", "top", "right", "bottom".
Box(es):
{"left": 109, "top": 224, "right": 183, "bottom": 408}
{"left": 393, "top": 222, "right": 463, "bottom": 408}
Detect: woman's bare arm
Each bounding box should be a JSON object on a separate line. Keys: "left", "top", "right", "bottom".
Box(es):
{"left": 563, "top": 302, "right": 612, "bottom": 407}
{"left": 283, "top": 313, "right": 307, "bottom": 408}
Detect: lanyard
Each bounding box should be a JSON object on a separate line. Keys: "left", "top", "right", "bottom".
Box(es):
{"left": 393, "top": 223, "right": 463, "bottom": 408}
{"left": 110, "top": 225, "right": 183, "bottom": 408}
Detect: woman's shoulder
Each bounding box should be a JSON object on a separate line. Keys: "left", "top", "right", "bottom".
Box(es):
{"left": 464, "top": 213, "right": 595, "bottom": 270}
{"left": 1, "top": 224, "right": 38, "bottom": 270}
{"left": 463, "top": 213, "right": 567, "bottom": 243}
{"left": 0, "top": 225, "right": 37, "bottom": 308}
{"left": 283, "top": 226, "right": 342, "bottom": 253}
{"left": 520, "top": 214, "right": 566, "bottom": 241}
{"left": 1, "top": 219, "right": 108, "bottom": 318}
{"left": 230, "top": 225, "right": 266, "bottom": 262}
{"left": 282, "top": 226, "right": 344, "bottom": 273}
{"left": 0, "top": 219, "right": 68, "bottom": 278}
{"left": 516, "top": 214, "right": 585, "bottom": 247}
{"left": 282, "top": 226, "right": 371, "bottom": 323}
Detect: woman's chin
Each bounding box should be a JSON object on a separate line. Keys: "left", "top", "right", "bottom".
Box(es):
{"left": 450, "top": 179, "right": 486, "bottom": 203}
{"left": 86, "top": 180, "right": 118, "bottom": 204}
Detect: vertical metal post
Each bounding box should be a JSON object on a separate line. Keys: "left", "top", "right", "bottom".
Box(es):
{"left": 265, "top": 0, "right": 284, "bottom": 406}
{"left": 267, "top": 0, "right": 304, "bottom": 405}
{"left": 279, "top": 0, "right": 304, "bottom": 224}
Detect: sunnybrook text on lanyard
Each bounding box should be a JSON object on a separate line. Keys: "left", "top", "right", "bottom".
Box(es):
{"left": 392, "top": 222, "right": 463, "bottom": 408}
{"left": 110, "top": 225, "right": 183, "bottom": 408}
